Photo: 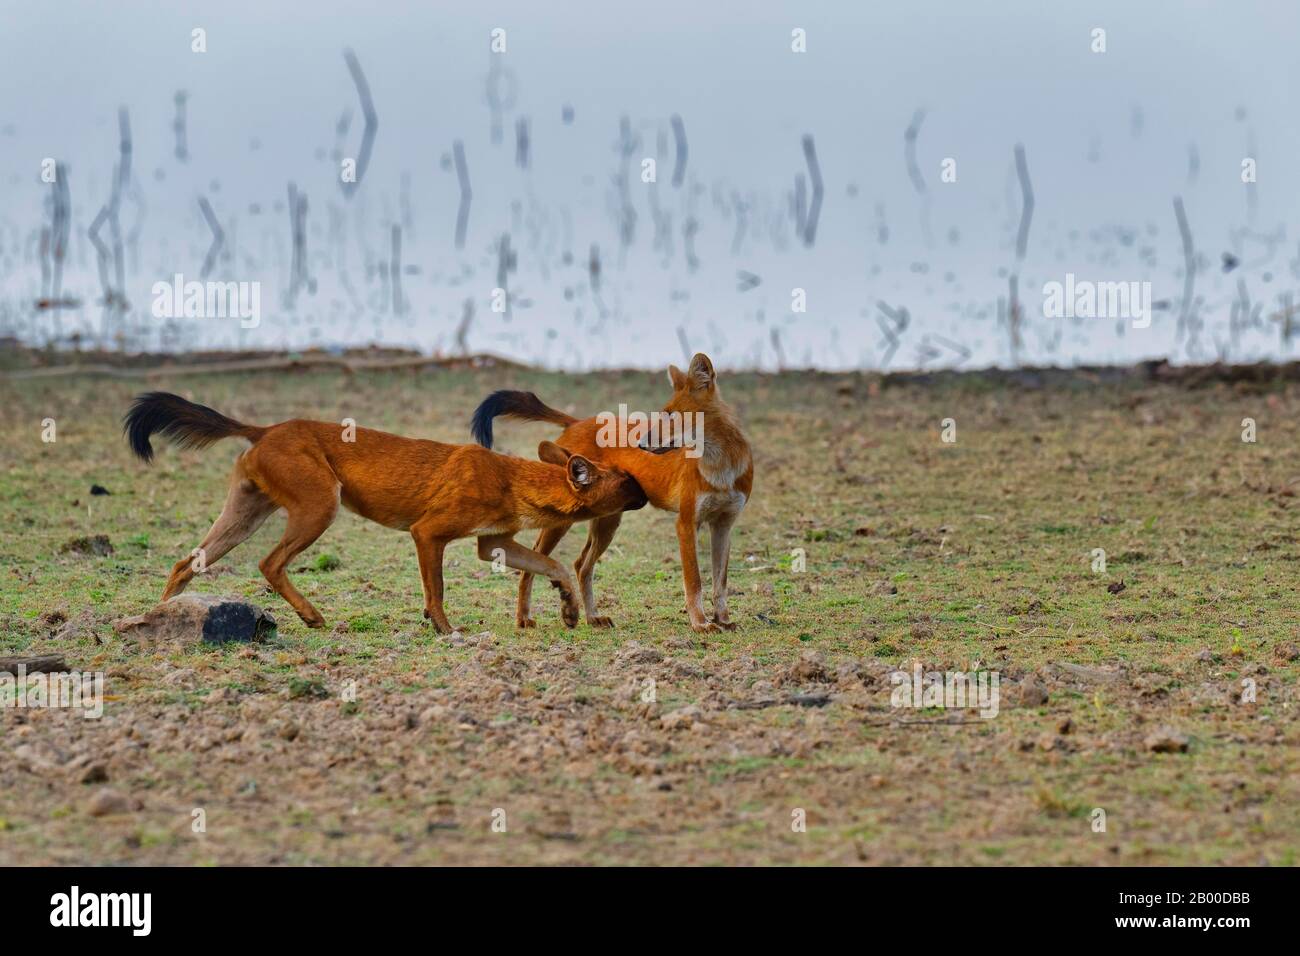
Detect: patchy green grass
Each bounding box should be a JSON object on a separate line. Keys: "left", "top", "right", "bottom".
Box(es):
{"left": 0, "top": 365, "right": 1296, "bottom": 864}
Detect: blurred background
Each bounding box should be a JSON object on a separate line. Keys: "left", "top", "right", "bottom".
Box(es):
{"left": 2, "top": 0, "right": 1298, "bottom": 370}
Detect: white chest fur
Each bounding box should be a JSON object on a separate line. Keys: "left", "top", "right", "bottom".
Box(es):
{"left": 697, "top": 439, "right": 749, "bottom": 490}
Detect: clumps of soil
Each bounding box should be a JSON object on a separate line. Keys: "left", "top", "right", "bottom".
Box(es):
{"left": 41, "top": 608, "right": 102, "bottom": 642}
{"left": 59, "top": 535, "right": 113, "bottom": 557}
{"left": 779, "top": 650, "right": 830, "bottom": 685}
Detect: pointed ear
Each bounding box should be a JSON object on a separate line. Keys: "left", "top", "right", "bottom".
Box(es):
{"left": 566, "top": 454, "right": 595, "bottom": 490}
{"left": 688, "top": 352, "right": 715, "bottom": 389}
{"left": 537, "top": 440, "right": 570, "bottom": 466}
{"left": 667, "top": 364, "right": 688, "bottom": 391}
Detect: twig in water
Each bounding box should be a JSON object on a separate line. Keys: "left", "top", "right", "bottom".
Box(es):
{"left": 340, "top": 49, "right": 378, "bottom": 200}
{"left": 801, "top": 134, "right": 824, "bottom": 246}
{"left": 770, "top": 328, "right": 787, "bottom": 370}
{"left": 495, "top": 233, "right": 515, "bottom": 318}
{"left": 1173, "top": 196, "right": 1196, "bottom": 339}
{"left": 669, "top": 114, "right": 688, "bottom": 188}
{"left": 172, "top": 91, "right": 189, "bottom": 162}
{"left": 1013, "top": 143, "right": 1034, "bottom": 261}
{"left": 454, "top": 299, "right": 475, "bottom": 355}
{"left": 676, "top": 327, "right": 691, "bottom": 363}
{"left": 904, "top": 110, "right": 932, "bottom": 245}
{"left": 390, "top": 224, "right": 403, "bottom": 315}
{"left": 198, "top": 196, "right": 224, "bottom": 280}
{"left": 453, "top": 140, "right": 472, "bottom": 248}
{"left": 514, "top": 116, "right": 530, "bottom": 169}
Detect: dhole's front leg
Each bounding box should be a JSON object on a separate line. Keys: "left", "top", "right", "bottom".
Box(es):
{"left": 676, "top": 500, "right": 717, "bottom": 634}
{"left": 708, "top": 512, "right": 738, "bottom": 630}
{"left": 516, "top": 524, "right": 571, "bottom": 628}
{"left": 411, "top": 527, "right": 455, "bottom": 634}
{"left": 478, "top": 535, "right": 579, "bottom": 628}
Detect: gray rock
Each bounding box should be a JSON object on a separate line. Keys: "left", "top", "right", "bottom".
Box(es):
{"left": 114, "top": 594, "right": 276, "bottom": 651}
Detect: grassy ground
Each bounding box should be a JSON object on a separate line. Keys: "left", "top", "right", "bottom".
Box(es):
{"left": 0, "top": 363, "right": 1297, "bottom": 865}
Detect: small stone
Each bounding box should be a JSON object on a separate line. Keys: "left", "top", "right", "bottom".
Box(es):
{"left": 87, "top": 788, "right": 130, "bottom": 817}
{"left": 420, "top": 705, "right": 450, "bottom": 724}
{"left": 1016, "top": 680, "right": 1049, "bottom": 707}
{"left": 1145, "top": 727, "right": 1189, "bottom": 754}
{"left": 1057, "top": 717, "right": 1074, "bottom": 735}
{"left": 1274, "top": 642, "right": 1299, "bottom": 662}
{"left": 79, "top": 763, "right": 109, "bottom": 785}
{"left": 1053, "top": 661, "right": 1124, "bottom": 684}
{"left": 616, "top": 641, "right": 664, "bottom": 666}
{"left": 660, "top": 705, "right": 703, "bottom": 731}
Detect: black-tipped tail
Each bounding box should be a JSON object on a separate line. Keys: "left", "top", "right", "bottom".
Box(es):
{"left": 123, "top": 392, "right": 260, "bottom": 463}
{"left": 470, "top": 390, "right": 577, "bottom": 448}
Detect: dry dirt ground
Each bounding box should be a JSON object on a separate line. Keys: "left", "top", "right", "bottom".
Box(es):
{"left": 1, "top": 363, "right": 1297, "bottom": 864}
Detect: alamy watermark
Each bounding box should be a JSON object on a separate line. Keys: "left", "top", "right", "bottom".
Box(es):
{"left": 50, "top": 886, "right": 151, "bottom": 936}
{"left": 595, "top": 404, "right": 704, "bottom": 458}
{"left": 890, "top": 662, "right": 1000, "bottom": 718}
{"left": 2, "top": 665, "right": 104, "bottom": 718}
{"left": 151, "top": 273, "right": 261, "bottom": 328}
{"left": 1042, "top": 273, "right": 1151, "bottom": 329}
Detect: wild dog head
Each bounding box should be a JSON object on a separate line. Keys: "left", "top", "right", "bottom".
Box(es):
{"left": 648, "top": 352, "right": 719, "bottom": 452}
{"left": 538, "top": 440, "right": 648, "bottom": 513}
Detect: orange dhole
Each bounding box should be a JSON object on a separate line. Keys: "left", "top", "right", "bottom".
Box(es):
{"left": 123, "top": 392, "right": 647, "bottom": 633}
{"left": 471, "top": 352, "right": 753, "bottom": 633}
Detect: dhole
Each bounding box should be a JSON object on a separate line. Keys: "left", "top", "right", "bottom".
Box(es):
{"left": 123, "top": 392, "right": 647, "bottom": 633}
{"left": 471, "top": 353, "right": 752, "bottom": 633}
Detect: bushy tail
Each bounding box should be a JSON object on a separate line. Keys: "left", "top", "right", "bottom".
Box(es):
{"left": 123, "top": 392, "right": 263, "bottom": 463}
{"left": 470, "top": 390, "right": 578, "bottom": 448}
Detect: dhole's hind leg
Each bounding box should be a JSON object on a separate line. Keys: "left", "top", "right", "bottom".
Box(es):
{"left": 256, "top": 481, "right": 339, "bottom": 629}
{"left": 516, "top": 524, "right": 570, "bottom": 628}
{"left": 410, "top": 523, "right": 454, "bottom": 634}
{"left": 574, "top": 512, "right": 623, "bottom": 628}
{"left": 161, "top": 477, "right": 276, "bottom": 600}
{"left": 480, "top": 535, "right": 579, "bottom": 628}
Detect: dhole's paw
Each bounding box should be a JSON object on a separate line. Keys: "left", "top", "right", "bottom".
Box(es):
{"left": 423, "top": 608, "right": 455, "bottom": 635}
{"left": 691, "top": 621, "right": 720, "bottom": 634}
{"left": 559, "top": 592, "right": 580, "bottom": 628}
{"left": 517, "top": 617, "right": 537, "bottom": 629}
{"left": 587, "top": 615, "right": 615, "bottom": 629}
{"left": 301, "top": 613, "right": 327, "bottom": 629}
{"left": 711, "top": 617, "right": 737, "bottom": 631}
